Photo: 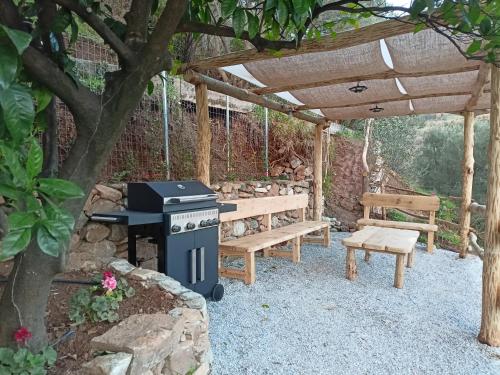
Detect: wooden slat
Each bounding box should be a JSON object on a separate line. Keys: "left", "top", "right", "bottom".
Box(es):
{"left": 343, "top": 226, "right": 418, "bottom": 254}
{"left": 219, "top": 194, "right": 309, "bottom": 222}
{"left": 219, "top": 221, "right": 328, "bottom": 252}
{"left": 219, "top": 268, "right": 246, "bottom": 280}
{"left": 342, "top": 226, "right": 380, "bottom": 248}
{"left": 361, "top": 192, "right": 440, "bottom": 211}
{"left": 357, "top": 218, "right": 438, "bottom": 232}
{"left": 181, "top": 18, "right": 419, "bottom": 72}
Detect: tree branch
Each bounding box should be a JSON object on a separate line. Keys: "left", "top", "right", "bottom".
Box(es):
{"left": 145, "top": 0, "right": 189, "bottom": 73}
{"left": 124, "top": 0, "right": 153, "bottom": 49}
{"left": 51, "top": 0, "right": 136, "bottom": 65}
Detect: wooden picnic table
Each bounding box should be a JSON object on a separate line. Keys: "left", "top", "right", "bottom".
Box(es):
{"left": 341, "top": 226, "right": 420, "bottom": 288}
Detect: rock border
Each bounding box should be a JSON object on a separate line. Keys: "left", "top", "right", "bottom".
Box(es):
{"left": 81, "top": 258, "right": 211, "bottom": 375}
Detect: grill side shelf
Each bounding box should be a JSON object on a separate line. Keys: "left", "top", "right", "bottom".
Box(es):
{"left": 90, "top": 210, "right": 164, "bottom": 225}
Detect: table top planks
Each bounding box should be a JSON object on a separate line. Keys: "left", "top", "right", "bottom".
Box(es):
{"left": 342, "top": 226, "right": 419, "bottom": 254}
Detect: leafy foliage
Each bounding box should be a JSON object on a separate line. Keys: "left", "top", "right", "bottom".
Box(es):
{"left": 69, "top": 276, "right": 135, "bottom": 325}
{"left": 0, "top": 346, "right": 56, "bottom": 375}
{"left": 0, "top": 25, "right": 84, "bottom": 261}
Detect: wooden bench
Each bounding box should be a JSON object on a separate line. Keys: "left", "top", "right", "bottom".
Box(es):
{"left": 358, "top": 193, "right": 440, "bottom": 253}
{"left": 218, "top": 194, "right": 330, "bottom": 284}
{"left": 342, "top": 226, "right": 420, "bottom": 288}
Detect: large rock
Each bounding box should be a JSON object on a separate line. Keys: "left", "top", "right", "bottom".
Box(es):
{"left": 87, "top": 198, "right": 121, "bottom": 216}
{"left": 270, "top": 165, "right": 285, "bottom": 177}
{"left": 221, "top": 183, "right": 233, "bottom": 193}
{"left": 82, "top": 352, "right": 132, "bottom": 375}
{"left": 290, "top": 157, "right": 302, "bottom": 169}
{"left": 68, "top": 240, "right": 116, "bottom": 270}
{"left": 269, "top": 183, "right": 279, "bottom": 196}
{"left": 108, "top": 224, "right": 128, "bottom": 242}
{"left": 232, "top": 221, "right": 246, "bottom": 237}
{"left": 95, "top": 184, "right": 122, "bottom": 202}
{"left": 163, "top": 341, "right": 197, "bottom": 375}
{"left": 91, "top": 314, "right": 185, "bottom": 375}
{"left": 85, "top": 223, "right": 111, "bottom": 243}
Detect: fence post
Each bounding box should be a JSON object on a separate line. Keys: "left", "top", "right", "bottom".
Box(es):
{"left": 160, "top": 71, "right": 170, "bottom": 179}
{"left": 195, "top": 83, "right": 210, "bottom": 185}
{"left": 226, "top": 95, "right": 230, "bottom": 173}
{"left": 264, "top": 107, "right": 269, "bottom": 177}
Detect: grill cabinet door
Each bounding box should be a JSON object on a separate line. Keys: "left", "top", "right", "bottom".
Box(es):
{"left": 165, "top": 232, "right": 196, "bottom": 289}
{"left": 193, "top": 226, "right": 219, "bottom": 296}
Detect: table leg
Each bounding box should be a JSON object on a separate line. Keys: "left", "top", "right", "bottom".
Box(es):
{"left": 346, "top": 247, "right": 357, "bottom": 281}
{"left": 394, "top": 254, "right": 405, "bottom": 288}
{"left": 364, "top": 250, "right": 371, "bottom": 263}
{"left": 406, "top": 248, "right": 415, "bottom": 268}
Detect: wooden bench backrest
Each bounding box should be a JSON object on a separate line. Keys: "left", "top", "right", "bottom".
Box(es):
{"left": 361, "top": 193, "right": 440, "bottom": 212}
{"left": 220, "top": 194, "right": 309, "bottom": 222}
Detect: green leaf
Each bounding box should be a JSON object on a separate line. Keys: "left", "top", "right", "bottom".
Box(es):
{"left": 247, "top": 12, "right": 260, "bottom": 39}
{"left": 44, "top": 205, "right": 75, "bottom": 230}
{"left": 26, "top": 139, "right": 43, "bottom": 179}
{"left": 468, "top": 0, "right": 481, "bottom": 24}
{"left": 410, "top": 0, "right": 427, "bottom": 17}
{"left": 221, "top": 0, "right": 237, "bottom": 18}
{"left": 232, "top": 8, "right": 247, "bottom": 38}
{"left": 414, "top": 22, "right": 426, "bottom": 33}
{"left": 147, "top": 80, "right": 154, "bottom": 95}
{"left": 36, "top": 225, "right": 59, "bottom": 257}
{"left": 43, "top": 219, "right": 70, "bottom": 242}
{"left": 466, "top": 39, "right": 482, "bottom": 54}
{"left": 38, "top": 178, "right": 84, "bottom": 199}
{"left": 277, "top": 0, "right": 288, "bottom": 26}
{"left": 0, "top": 145, "right": 28, "bottom": 187}
{"left": 0, "top": 83, "right": 35, "bottom": 142}
{"left": 33, "top": 87, "right": 53, "bottom": 113}
{"left": 0, "top": 184, "right": 19, "bottom": 200}
{"left": 265, "top": 0, "right": 277, "bottom": 11}
{"left": 1, "top": 228, "right": 31, "bottom": 259}
{"left": 8, "top": 211, "right": 36, "bottom": 230}
{"left": 52, "top": 9, "right": 72, "bottom": 33}
{"left": 42, "top": 346, "right": 57, "bottom": 366}
{"left": 0, "top": 43, "right": 18, "bottom": 89}
{"left": 70, "top": 17, "right": 79, "bottom": 45}
{"left": 480, "top": 18, "right": 492, "bottom": 35}
{"left": 0, "top": 25, "right": 32, "bottom": 54}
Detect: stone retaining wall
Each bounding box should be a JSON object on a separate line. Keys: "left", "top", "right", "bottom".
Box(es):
{"left": 82, "top": 258, "right": 211, "bottom": 375}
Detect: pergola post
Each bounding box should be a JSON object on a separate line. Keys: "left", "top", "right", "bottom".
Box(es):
{"left": 459, "top": 111, "right": 475, "bottom": 258}
{"left": 313, "top": 124, "right": 323, "bottom": 221}
{"left": 478, "top": 64, "right": 500, "bottom": 347}
{"left": 195, "top": 83, "right": 211, "bottom": 185}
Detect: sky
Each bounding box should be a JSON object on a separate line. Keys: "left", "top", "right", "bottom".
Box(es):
{"left": 388, "top": 0, "right": 413, "bottom": 6}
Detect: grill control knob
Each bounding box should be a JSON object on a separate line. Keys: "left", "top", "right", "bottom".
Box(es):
{"left": 186, "top": 222, "right": 196, "bottom": 230}
{"left": 199, "top": 220, "right": 208, "bottom": 227}
{"left": 210, "top": 218, "right": 219, "bottom": 226}
{"left": 171, "top": 225, "right": 181, "bottom": 233}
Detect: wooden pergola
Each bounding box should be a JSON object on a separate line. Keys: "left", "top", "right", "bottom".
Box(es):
{"left": 182, "top": 19, "right": 500, "bottom": 345}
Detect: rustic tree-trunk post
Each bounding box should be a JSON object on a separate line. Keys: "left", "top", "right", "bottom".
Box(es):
{"left": 478, "top": 64, "right": 500, "bottom": 346}
{"left": 459, "top": 111, "right": 475, "bottom": 258}
{"left": 195, "top": 83, "right": 211, "bottom": 185}
{"left": 313, "top": 124, "right": 323, "bottom": 221}
{"left": 362, "top": 119, "right": 373, "bottom": 193}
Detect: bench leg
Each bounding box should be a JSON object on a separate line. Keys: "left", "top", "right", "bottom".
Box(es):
{"left": 244, "top": 252, "right": 256, "bottom": 285}
{"left": 263, "top": 247, "right": 270, "bottom": 257}
{"left": 323, "top": 226, "right": 331, "bottom": 247}
{"left": 427, "top": 231, "right": 435, "bottom": 253}
{"left": 292, "top": 237, "right": 301, "bottom": 263}
{"left": 346, "top": 247, "right": 357, "bottom": 281}
{"left": 364, "top": 250, "right": 371, "bottom": 263}
{"left": 394, "top": 254, "right": 405, "bottom": 288}
{"left": 407, "top": 248, "right": 415, "bottom": 268}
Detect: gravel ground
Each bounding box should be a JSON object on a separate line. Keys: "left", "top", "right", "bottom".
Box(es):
{"left": 208, "top": 232, "right": 500, "bottom": 375}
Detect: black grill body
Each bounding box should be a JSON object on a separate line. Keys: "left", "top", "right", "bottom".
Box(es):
{"left": 91, "top": 181, "right": 236, "bottom": 301}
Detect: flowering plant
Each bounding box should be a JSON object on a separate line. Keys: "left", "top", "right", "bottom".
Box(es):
{"left": 69, "top": 271, "right": 135, "bottom": 325}
{"left": 0, "top": 327, "right": 57, "bottom": 374}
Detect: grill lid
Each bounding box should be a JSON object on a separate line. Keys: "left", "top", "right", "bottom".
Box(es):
{"left": 127, "top": 181, "right": 217, "bottom": 212}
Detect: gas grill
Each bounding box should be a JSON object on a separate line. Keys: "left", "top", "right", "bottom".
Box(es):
{"left": 91, "top": 181, "right": 236, "bottom": 301}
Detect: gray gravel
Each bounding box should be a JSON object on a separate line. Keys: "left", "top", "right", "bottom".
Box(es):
{"left": 207, "top": 232, "right": 500, "bottom": 375}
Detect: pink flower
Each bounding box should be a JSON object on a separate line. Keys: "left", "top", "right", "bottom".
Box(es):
{"left": 102, "top": 275, "right": 117, "bottom": 292}
{"left": 14, "top": 327, "right": 32, "bottom": 345}
{"left": 103, "top": 270, "right": 113, "bottom": 279}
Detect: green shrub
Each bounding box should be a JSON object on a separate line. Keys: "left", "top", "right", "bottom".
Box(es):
{"left": 0, "top": 346, "right": 56, "bottom": 375}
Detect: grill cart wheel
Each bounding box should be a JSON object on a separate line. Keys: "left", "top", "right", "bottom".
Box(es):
{"left": 211, "top": 283, "right": 224, "bottom": 302}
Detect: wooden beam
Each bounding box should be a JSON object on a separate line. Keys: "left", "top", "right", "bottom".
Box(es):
{"left": 466, "top": 63, "right": 491, "bottom": 111}
{"left": 252, "top": 66, "right": 480, "bottom": 95}
{"left": 459, "top": 111, "right": 475, "bottom": 259}
{"left": 478, "top": 64, "right": 500, "bottom": 347}
{"left": 313, "top": 125, "right": 323, "bottom": 221}
{"left": 184, "top": 71, "right": 327, "bottom": 125}
{"left": 297, "top": 91, "right": 472, "bottom": 111}
{"left": 181, "top": 18, "right": 418, "bottom": 72}
{"left": 195, "top": 83, "right": 211, "bottom": 185}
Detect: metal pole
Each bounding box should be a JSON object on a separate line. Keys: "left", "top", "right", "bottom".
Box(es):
{"left": 160, "top": 71, "right": 170, "bottom": 179}
{"left": 264, "top": 107, "right": 269, "bottom": 177}
{"left": 226, "top": 95, "right": 230, "bottom": 172}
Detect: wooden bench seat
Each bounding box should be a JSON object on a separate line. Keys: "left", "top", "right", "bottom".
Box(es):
{"left": 357, "top": 218, "right": 438, "bottom": 233}
{"left": 358, "top": 193, "right": 440, "bottom": 253}
{"left": 219, "top": 195, "right": 330, "bottom": 284}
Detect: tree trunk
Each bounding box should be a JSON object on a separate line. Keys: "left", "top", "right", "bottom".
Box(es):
{"left": 362, "top": 119, "right": 372, "bottom": 193}
{"left": 459, "top": 111, "right": 475, "bottom": 258}
{"left": 478, "top": 64, "right": 500, "bottom": 346}
{"left": 313, "top": 124, "right": 323, "bottom": 221}
{"left": 195, "top": 83, "right": 211, "bottom": 185}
